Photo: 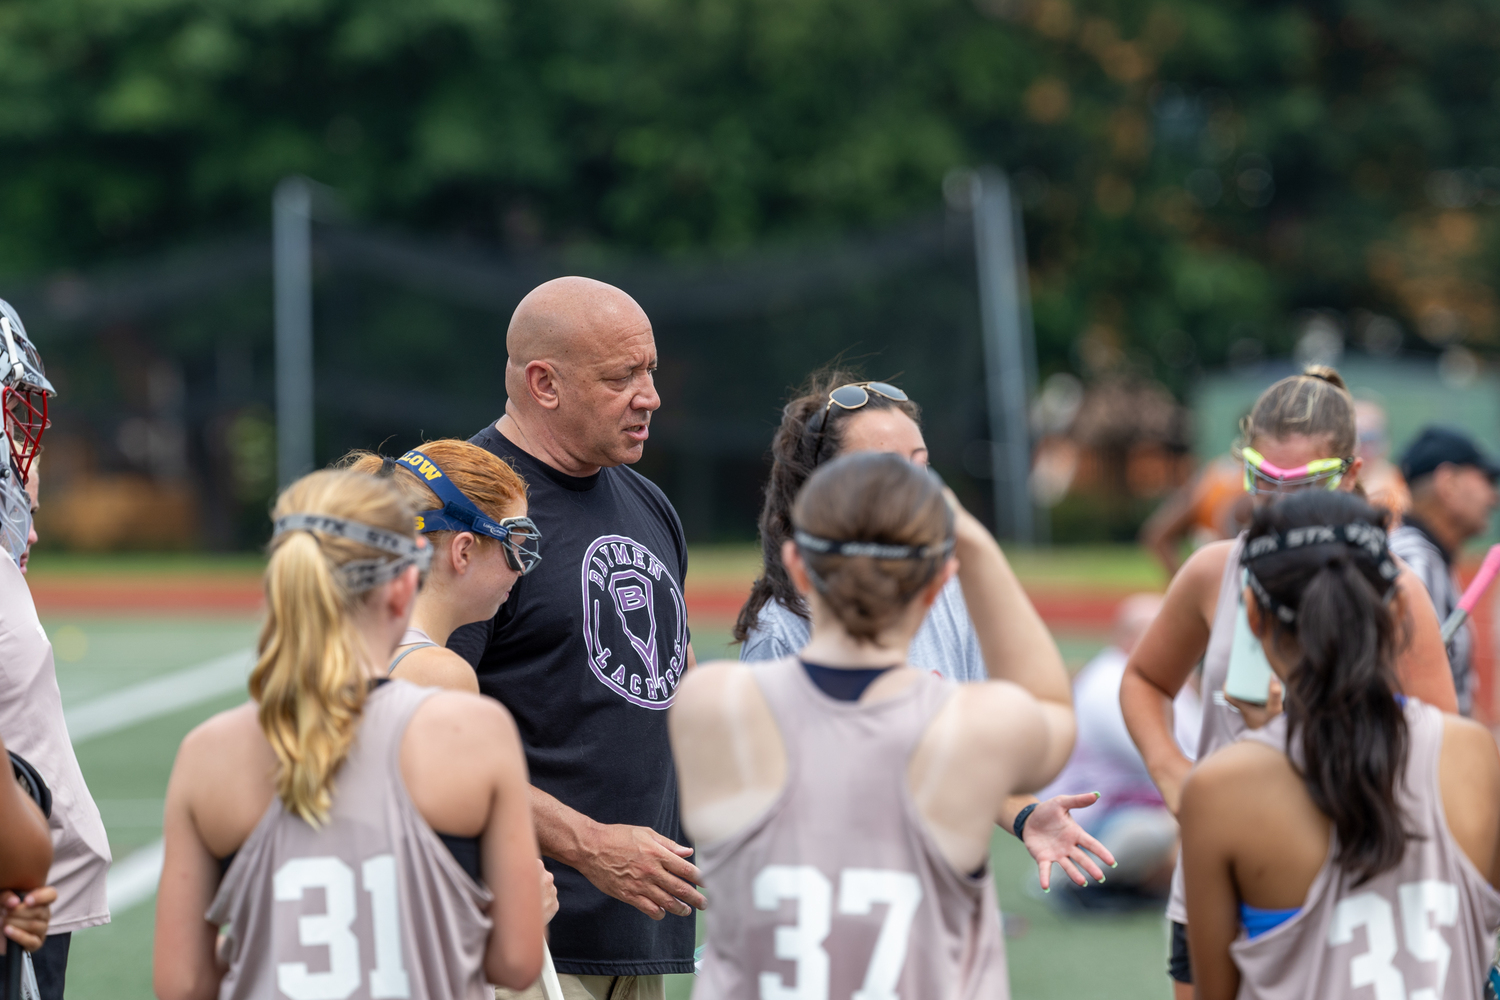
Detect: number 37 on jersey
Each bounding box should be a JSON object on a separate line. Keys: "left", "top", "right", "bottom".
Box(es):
{"left": 753, "top": 864, "right": 923, "bottom": 1000}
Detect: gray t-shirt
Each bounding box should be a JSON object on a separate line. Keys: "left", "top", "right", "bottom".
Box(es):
{"left": 739, "top": 576, "right": 987, "bottom": 682}
{"left": 1390, "top": 521, "right": 1471, "bottom": 714}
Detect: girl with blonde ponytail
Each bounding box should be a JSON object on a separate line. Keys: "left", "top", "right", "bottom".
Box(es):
{"left": 154, "top": 469, "right": 550, "bottom": 1000}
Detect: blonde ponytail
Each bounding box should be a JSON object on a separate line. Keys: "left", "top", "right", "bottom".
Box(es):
{"left": 250, "top": 469, "right": 417, "bottom": 826}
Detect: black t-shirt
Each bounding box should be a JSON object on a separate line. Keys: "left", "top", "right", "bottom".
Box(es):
{"left": 449, "top": 423, "right": 694, "bottom": 976}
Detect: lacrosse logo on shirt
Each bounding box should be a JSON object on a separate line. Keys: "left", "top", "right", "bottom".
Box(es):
{"left": 581, "top": 534, "right": 687, "bottom": 709}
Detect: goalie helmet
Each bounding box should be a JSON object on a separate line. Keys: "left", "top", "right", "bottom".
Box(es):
{"left": 0, "top": 299, "right": 53, "bottom": 566}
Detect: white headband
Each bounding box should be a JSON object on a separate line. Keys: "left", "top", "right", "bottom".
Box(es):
{"left": 273, "top": 513, "right": 432, "bottom": 592}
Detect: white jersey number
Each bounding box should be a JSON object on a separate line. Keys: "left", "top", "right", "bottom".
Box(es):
{"left": 1328, "top": 880, "right": 1459, "bottom": 1000}
{"left": 273, "top": 855, "right": 412, "bottom": 1000}
{"left": 753, "top": 864, "right": 923, "bottom": 1000}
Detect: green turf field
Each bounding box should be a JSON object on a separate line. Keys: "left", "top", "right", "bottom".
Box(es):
{"left": 47, "top": 588, "right": 1168, "bottom": 1000}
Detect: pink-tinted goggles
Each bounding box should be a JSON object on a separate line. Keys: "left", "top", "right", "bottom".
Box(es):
{"left": 1241, "top": 447, "right": 1351, "bottom": 495}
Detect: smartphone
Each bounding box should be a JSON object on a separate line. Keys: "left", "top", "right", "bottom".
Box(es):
{"left": 1222, "top": 572, "right": 1273, "bottom": 706}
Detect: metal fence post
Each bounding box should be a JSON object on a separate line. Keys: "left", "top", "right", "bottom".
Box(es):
{"left": 274, "top": 176, "right": 314, "bottom": 489}
{"left": 971, "top": 168, "right": 1036, "bottom": 544}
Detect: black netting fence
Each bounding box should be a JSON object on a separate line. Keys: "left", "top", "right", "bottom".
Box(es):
{"left": 7, "top": 205, "right": 1002, "bottom": 550}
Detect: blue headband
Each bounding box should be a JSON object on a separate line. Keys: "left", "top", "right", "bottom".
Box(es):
{"left": 393, "top": 449, "right": 544, "bottom": 575}
{"left": 396, "top": 449, "right": 509, "bottom": 540}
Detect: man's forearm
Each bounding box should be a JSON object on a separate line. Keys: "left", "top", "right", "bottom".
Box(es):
{"left": 529, "top": 785, "right": 598, "bottom": 868}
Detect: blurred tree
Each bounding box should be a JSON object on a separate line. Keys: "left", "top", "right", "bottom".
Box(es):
{"left": 1, "top": 0, "right": 1499, "bottom": 388}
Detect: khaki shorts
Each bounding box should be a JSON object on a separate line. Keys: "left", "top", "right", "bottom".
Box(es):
{"left": 495, "top": 973, "right": 665, "bottom": 1000}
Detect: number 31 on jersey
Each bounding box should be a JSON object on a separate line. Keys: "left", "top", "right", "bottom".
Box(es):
{"left": 274, "top": 854, "right": 410, "bottom": 1000}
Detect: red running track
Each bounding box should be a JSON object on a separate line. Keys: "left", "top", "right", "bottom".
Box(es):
{"left": 28, "top": 578, "right": 1128, "bottom": 631}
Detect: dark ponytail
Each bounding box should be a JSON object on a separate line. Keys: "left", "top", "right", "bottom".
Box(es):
{"left": 1243, "top": 491, "right": 1410, "bottom": 884}
{"left": 733, "top": 368, "right": 922, "bottom": 643}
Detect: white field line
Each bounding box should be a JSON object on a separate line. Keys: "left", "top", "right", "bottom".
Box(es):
{"left": 68, "top": 650, "right": 254, "bottom": 914}
{"left": 106, "top": 838, "right": 165, "bottom": 914}
{"left": 65, "top": 649, "right": 254, "bottom": 744}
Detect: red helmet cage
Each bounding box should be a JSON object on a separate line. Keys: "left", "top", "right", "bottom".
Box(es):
{"left": 4, "top": 386, "right": 48, "bottom": 484}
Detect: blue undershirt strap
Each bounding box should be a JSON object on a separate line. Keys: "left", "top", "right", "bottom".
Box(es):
{"left": 799, "top": 659, "right": 899, "bottom": 702}
{"left": 1240, "top": 902, "right": 1301, "bottom": 939}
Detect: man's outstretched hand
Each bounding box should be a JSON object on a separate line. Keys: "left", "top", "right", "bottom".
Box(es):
{"left": 576, "top": 823, "right": 706, "bottom": 920}
{"left": 1022, "top": 793, "right": 1117, "bottom": 891}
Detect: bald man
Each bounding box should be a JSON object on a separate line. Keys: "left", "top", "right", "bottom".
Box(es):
{"left": 449, "top": 277, "right": 699, "bottom": 1000}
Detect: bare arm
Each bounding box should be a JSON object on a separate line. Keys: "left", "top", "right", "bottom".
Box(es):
{"left": 475, "top": 706, "right": 545, "bottom": 990}
{"left": 950, "top": 497, "right": 1075, "bottom": 781}
{"left": 952, "top": 499, "right": 1070, "bottom": 704}
{"left": 1391, "top": 569, "right": 1458, "bottom": 713}
{"left": 0, "top": 735, "right": 51, "bottom": 892}
{"left": 1120, "top": 541, "right": 1227, "bottom": 815}
{"left": 1180, "top": 761, "right": 1247, "bottom": 1000}
{"left": 153, "top": 732, "right": 227, "bottom": 1000}
{"left": 530, "top": 786, "right": 705, "bottom": 920}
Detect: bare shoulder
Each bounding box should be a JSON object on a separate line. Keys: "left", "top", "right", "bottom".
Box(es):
{"left": 408, "top": 687, "right": 518, "bottom": 742}
{"left": 1174, "top": 538, "right": 1234, "bottom": 591}
{"left": 670, "top": 661, "right": 776, "bottom": 763}
{"left": 177, "top": 701, "right": 263, "bottom": 765}
{"left": 391, "top": 646, "right": 480, "bottom": 693}
{"left": 1440, "top": 714, "right": 1500, "bottom": 775}
{"left": 947, "top": 680, "right": 1044, "bottom": 751}
{"left": 672, "top": 660, "right": 755, "bottom": 720}
{"left": 1182, "top": 740, "right": 1291, "bottom": 818}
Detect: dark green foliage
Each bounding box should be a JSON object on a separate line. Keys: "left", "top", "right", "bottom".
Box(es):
{"left": 2, "top": 0, "right": 1499, "bottom": 391}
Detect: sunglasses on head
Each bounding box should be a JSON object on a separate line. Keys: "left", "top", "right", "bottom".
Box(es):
{"left": 807, "top": 382, "right": 909, "bottom": 466}
{"left": 1241, "top": 447, "right": 1351, "bottom": 496}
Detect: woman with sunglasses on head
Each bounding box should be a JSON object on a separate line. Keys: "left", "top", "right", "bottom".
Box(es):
{"left": 1119, "top": 365, "right": 1457, "bottom": 1000}
{"left": 677, "top": 451, "right": 1078, "bottom": 999}
{"left": 153, "top": 469, "right": 546, "bottom": 999}
{"left": 1180, "top": 489, "right": 1500, "bottom": 999}
{"left": 341, "top": 441, "right": 542, "bottom": 692}
{"left": 735, "top": 368, "right": 1116, "bottom": 892}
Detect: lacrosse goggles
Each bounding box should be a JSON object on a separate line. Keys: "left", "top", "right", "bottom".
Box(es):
{"left": 394, "top": 449, "right": 543, "bottom": 575}
{"left": 1241, "top": 447, "right": 1352, "bottom": 497}
{"left": 0, "top": 300, "right": 55, "bottom": 567}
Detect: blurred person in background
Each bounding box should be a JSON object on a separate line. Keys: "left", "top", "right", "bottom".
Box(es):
{"left": 1390, "top": 426, "right": 1500, "bottom": 716}
{"left": 1120, "top": 366, "right": 1457, "bottom": 1000}
{"left": 1354, "top": 396, "right": 1409, "bottom": 516}
{"left": 448, "top": 277, "right": 702, "bottom": 1000}
{"left": 735, "top": 368, "right": 1116, "bottom": 892}
{"left": 1140, "top": 453, "right": 1248, "bottom": 577}
{"left": 154, "top": 469, "right": 547, "bottom": 999}
{"left": 0, "top": 731, "right": 58, "bottom": 989}
{"left": 1038, "top": 594, "right": 1199, "bottom": 904}
{"left": 0, "top": 300, "right": 110, "bottom": 1000}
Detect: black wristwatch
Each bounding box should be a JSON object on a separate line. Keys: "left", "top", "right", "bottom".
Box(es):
{"left": 1012, "top": 802, "right": 1039, "bottom": 840}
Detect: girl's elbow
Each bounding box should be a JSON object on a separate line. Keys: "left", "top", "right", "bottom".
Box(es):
{"left": 153, "top": 967, "right": 216, "bottom": 1000}
{"left": 486, "top": 939, "right": 543, "bottom": 992}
